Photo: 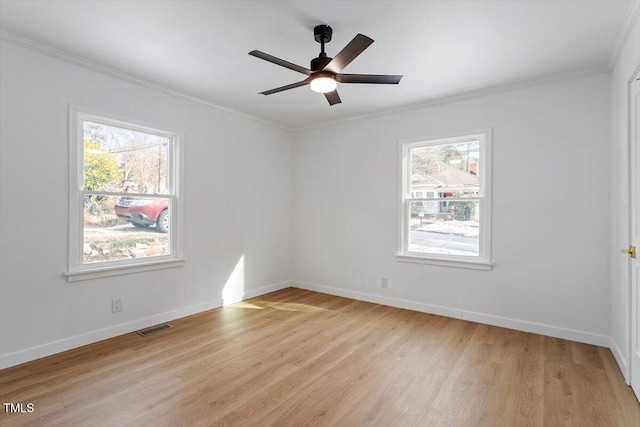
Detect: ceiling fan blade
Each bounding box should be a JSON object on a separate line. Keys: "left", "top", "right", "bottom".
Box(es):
{"left": 336, "top": 74, "right": 403, "bottom": 84}
{"left": 259, "top": 78, "right": 312, "bottom": 95}
{"left": 324, "top": 90, "right": 341, "bottom": 106}
{"left": 249, "top": 50, "right": 312, "bottom": 75}
{"left": 322, "top": 34, "right": 374, "bottom": 74}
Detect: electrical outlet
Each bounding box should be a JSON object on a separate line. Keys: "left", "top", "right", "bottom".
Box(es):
{"left": 112, "top": 298, "right": 122, "bottom": 313}
{"left": 381, "top": 277, "right": 388, "bottom": 288}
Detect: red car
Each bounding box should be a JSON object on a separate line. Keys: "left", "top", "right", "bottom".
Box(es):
{"left": 115, "top": 197, "right": 169, "bottom": 233}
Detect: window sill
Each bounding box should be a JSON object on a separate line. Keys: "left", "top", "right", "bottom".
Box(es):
{"left": 396, "top": 254, "right": 493, "bottom": 270}
{"left": 65, "top": 258, "right": 185, "bottom": 282}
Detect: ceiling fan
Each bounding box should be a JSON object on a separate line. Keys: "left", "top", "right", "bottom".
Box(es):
{"left": 249, "top": 25, "right": 402, "bottom": 106}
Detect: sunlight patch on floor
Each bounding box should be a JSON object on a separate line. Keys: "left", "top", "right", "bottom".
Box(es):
{"left": 231, "top": 301, "right": 264, "bottom": 310}
{"left": 250, "top": 301, "right": 328, "bottom": 312}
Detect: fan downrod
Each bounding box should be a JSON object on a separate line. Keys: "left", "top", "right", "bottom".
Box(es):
{"left": 311, "top": 25, "right": 333, "bottom": 71}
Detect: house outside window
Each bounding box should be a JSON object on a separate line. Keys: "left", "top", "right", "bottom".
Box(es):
{"left": 67, "top": 106, "right": 184, "bottom": 281}
{"left": 398, "top": 130, "right": 492, "bottom": 270}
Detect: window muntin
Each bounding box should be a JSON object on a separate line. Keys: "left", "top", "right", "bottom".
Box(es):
{"left": 69, "top": 107, "right": 183, "bottom": 278}
{"left": 399, "top": 131, "right": 491, "bottom": 266}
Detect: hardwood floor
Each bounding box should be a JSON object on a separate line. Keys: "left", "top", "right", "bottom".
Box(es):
{"left": 1, "top": 288, "right": 639, "bottom": 426}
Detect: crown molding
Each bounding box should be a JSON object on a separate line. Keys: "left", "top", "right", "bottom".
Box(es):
{"left": 0, "top": 30, "right": 294, "bottom": 133}
{"left": 607, "top": 0, "right": 640, "bottom": 71}
{"left": 293, "top": 64, "right": 610, "bottom": 132}
{"left": 0, "top": 28, "right": 615, "bottom": 134}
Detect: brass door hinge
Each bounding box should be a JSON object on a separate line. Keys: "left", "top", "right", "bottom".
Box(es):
{"left": 621, "top": 245, "right": 637, "bottom": 259}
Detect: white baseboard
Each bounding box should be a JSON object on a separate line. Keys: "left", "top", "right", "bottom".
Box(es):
{"left": 292, "top": 281, "right": 610, "bottom": 347}
{"left": 0, "top": 280, "right": 292, "bottom": 370}
{"left": 2, "top": 279, "right": 612, "bottom": 370}
{"left": 610, "top": 337, "right": 630, "bottom": 384}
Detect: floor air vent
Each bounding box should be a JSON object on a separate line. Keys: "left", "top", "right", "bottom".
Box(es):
{"left": 138, "top": 324, "right": 172, "bottom": 337}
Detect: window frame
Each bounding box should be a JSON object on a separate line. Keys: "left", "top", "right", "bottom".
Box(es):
{"left": 397, "top": 129, "right": 493, "bottom": 270}
{"left": 66, "top": 105, "right": 185, "bottom": 281}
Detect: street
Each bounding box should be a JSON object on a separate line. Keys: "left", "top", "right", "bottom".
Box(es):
{"left": 410, "top": 229, "right": 478, "bottom": 255}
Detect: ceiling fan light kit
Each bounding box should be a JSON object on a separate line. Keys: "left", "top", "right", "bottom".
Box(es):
{"left": 249, "top": 24, "right": 402, "bottom": 105}
{"left": 309, "top": 73, "right": 336, "bottom": 93}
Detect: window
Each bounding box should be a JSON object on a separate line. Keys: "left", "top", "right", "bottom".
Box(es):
{"left": 67, "top": 106, "right": 184, "bottom": 281}
{"left": 398, "top": 130, "right": 492, "bottom": 269}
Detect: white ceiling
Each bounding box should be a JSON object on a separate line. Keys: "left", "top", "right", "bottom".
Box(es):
{"left": 0, "top": 0, "right": 635, "bottom": 130}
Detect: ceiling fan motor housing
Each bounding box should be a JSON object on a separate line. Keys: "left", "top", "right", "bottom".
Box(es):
{"left": 311, "top": 55, "right": 332, "bottom": 72}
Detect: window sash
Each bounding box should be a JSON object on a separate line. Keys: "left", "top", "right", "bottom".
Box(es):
{"left": 76, "top": 193, "right": 177, "bottom": 267}
{"left": 79, "top": 190, "right": 171, "bottom": 199}
{"left": 79, "top": 121, "right": 177, "bottom": 195}
{"left": 406, "top": 197, "right": 481, "bottom": 202}
{"left": 402, "top": 198, "right": 484, "bottom": 256}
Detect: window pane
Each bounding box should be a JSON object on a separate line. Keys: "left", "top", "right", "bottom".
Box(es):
{"left": 410, "top": 140, "right": 480, "bottom": 196}
{"left": 83, "top": 121, "right": 170, "bottom": 194}
{"left": 408, "top": 200, "right": 479, "bottom": 256}
{"left": 83, "top": 195, "right": 170, "bottom": 264}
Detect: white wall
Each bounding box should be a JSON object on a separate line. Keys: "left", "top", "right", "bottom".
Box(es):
{"left": 0, "top": 41, "right": 293, "bottom": 368}
{"left": 293, "top": 74, "right": 611, "bottom": 345}
{"left": 609, "top": 15, "right": 639, "bottom": 381}
{"left": 0, "top": 33, "right": 624, "bottom": 370}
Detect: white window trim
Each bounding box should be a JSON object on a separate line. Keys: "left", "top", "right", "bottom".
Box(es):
{"left": 396, "top": 129, "right": 493, "bottom": 270}
{"left": 66, "top": 105, "right": 185, "bottom": 282}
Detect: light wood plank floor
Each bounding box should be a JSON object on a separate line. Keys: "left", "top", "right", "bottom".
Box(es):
{"left": 1, "top": 288, "right": 639, "bottom": 426}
